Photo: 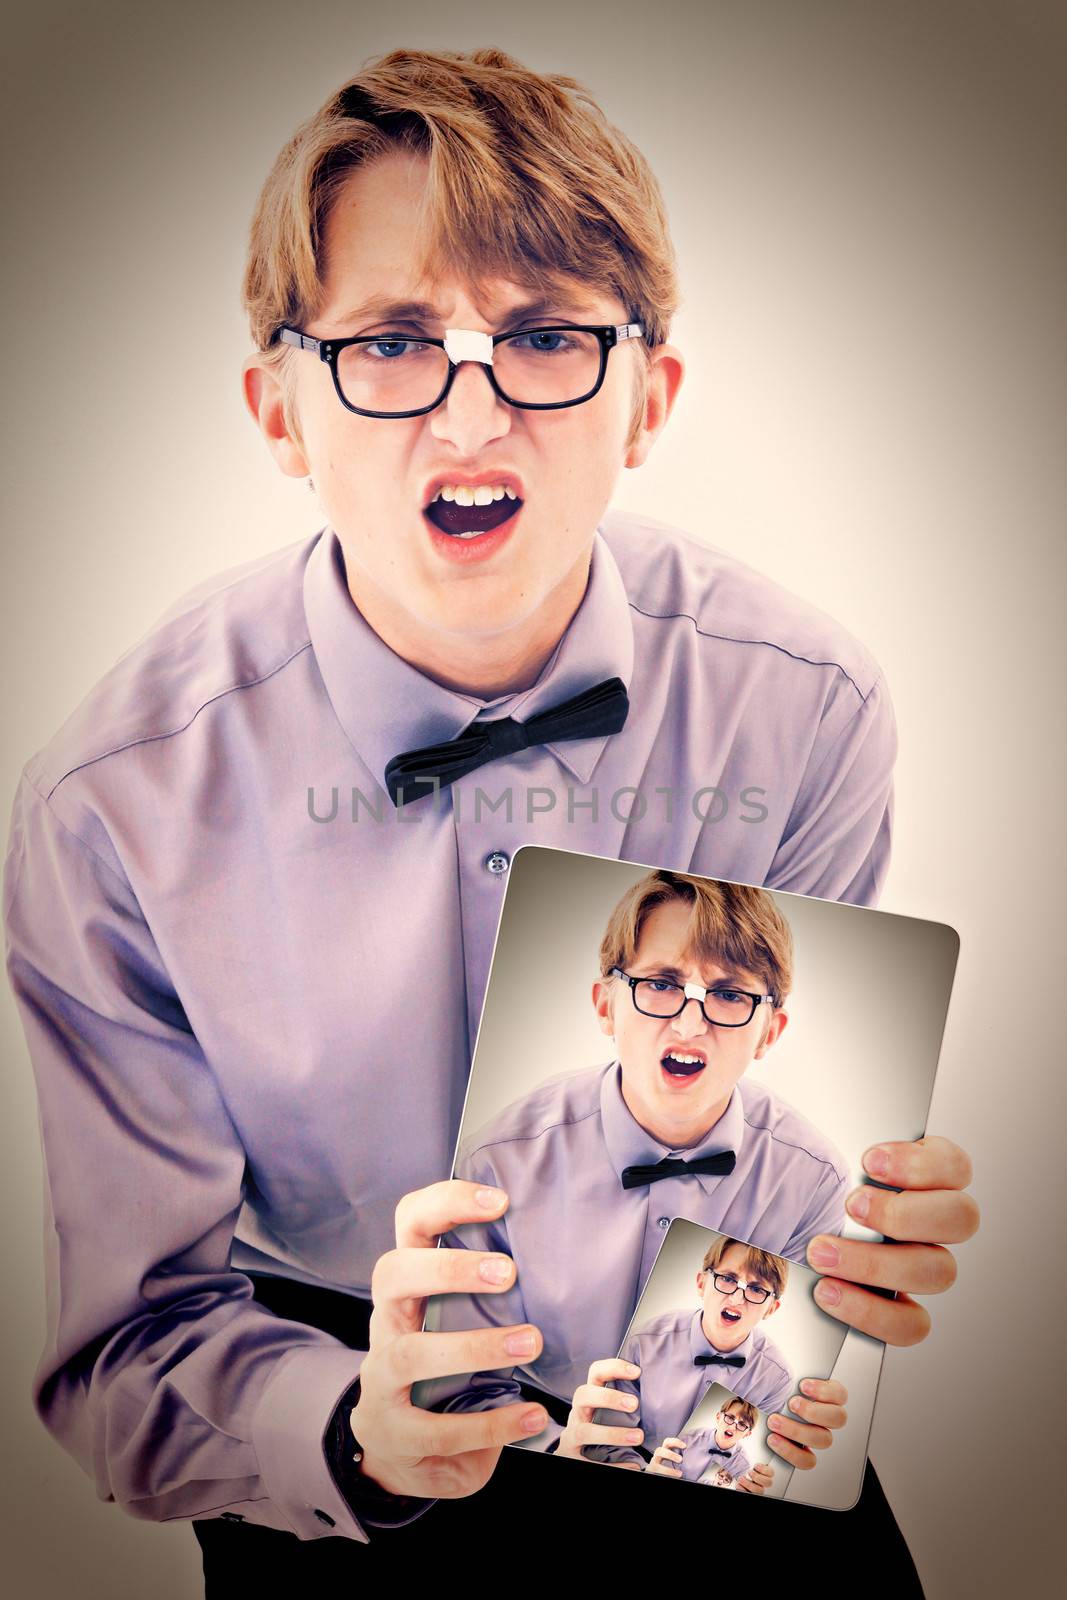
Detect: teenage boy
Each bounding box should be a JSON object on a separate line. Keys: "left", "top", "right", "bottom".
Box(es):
{"left": 581, "top": 1236, "right": 798, "bottom": 1471}
{"left": 3, "top": 46, "right": 977, "bottom": 1584}
{"left": 647, "top": 1398, "right": 763, "bottom": 1489}
{"left": 441, "top": 872, "right": 843, "bottom": 1417}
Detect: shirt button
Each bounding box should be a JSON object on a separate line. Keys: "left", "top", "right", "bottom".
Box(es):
{"left": 484, "top": 851, "right": 510, "bottom": 876}
{"left": 219, "top": 1512, "right": 245, "bottom": 1523}
{"left": 657, "top": 1216, "right": 671, "bottom": 1230}
{"left": 314, "top": 1509, "right": 336, "bottom": 1527}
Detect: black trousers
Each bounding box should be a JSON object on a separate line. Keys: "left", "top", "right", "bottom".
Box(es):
{"left": 193, "top": 1273, "right": 925, "bottom": 1592}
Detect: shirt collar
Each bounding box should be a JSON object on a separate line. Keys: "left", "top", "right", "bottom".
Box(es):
{"left": 303, "top": 527, "right": 635, "bottom": 796}
{"left": 689, "top": 1308, "right": 760, "bottom": 1370}
{"left": 599, "top": 1064, "right": 747, "bottom": 1191}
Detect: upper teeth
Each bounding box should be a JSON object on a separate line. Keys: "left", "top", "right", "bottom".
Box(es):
{"left": 432, "top": 484, "right": 517, "bottom": 505}
{"left": 665, "top": 1053, "right": 701, "bottom": 1065}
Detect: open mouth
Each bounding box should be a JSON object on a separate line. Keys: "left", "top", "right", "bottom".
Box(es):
{"left": 720, "top": 1306, "right": 743, "bottom": 1326}
{"left": 423, "top": 483, "right": 522, "bottom": 540}
{"left": 660, "top": 1050, "right": 706, "bottom": 1082}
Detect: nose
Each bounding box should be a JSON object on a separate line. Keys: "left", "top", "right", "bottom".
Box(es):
{"left": 722, "top": 1282, "right": 745, "bottom": 1302}
{"left": 670, "top": 996, "right": 709, "bottom": 1041}
{"left": 428, "top": 359, "right": 512, "bottom": 455}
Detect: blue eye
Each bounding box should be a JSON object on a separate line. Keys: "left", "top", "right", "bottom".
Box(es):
{"left": 509, "top": 330, "right": 572, "bottom": 354}
{"left": 365, "top": 339, "right": 419, "bottom": 359}
{"left": 712, "top": 989, "right": 746, "bottom": 1005}
{"left": 645, "top": 979, "right": 678, "bottom": 993}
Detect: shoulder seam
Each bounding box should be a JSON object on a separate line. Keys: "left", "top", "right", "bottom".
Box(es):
{"left": 742, "top": 1112, "right": 848, "bottom": 1182}
{"left": 626, "top": 602, "right": 871, "bottom": 700}
{"left": 463, "top": 1099, "right": 604, "bottom": 1163}
{"left": 42, "top": 640, "right": 314, "bottom": 801}
{"left": 19, "top": 771, "right": 134, "bottom": 892}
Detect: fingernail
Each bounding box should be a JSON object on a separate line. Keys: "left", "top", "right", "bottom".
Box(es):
{"left": 788, "top": 1396, "right": 806, "bottom": 1415}
{"left": 863, "top": 1146, "right": 890, "bottom": 1179}
{"left": 521, "top": 1407, "right": 547, "bottom": 1434}
{"left": 807, "top": 1237, "right": 839, "bottom": 1269}
{"left": 626, "top": 1430, "right": 643, "bottom": 1444}
{"left": 505, "top": 1330, "right": 538, "bottom": 1356}
{"left": 847, "top": 1186, "right": 870, "bottom": 1221}
{"left": 622, "top": 1394, "right": 638, "bottom": 1410}
{"left": 476, "top": 1186, "right": 506, "bottom": 1209}
{"left": 768, "top": 1414, "right": 783, "bottom": 1429}
{"left": 815, "top": 1279, "right": 842, "bottom": 1307}
{"left": 478, "top": 1255, "right": 512, "bottom": 1284}
{"left": 800, "top": 1379, "right": 819, "bottom": 1398}
{"left": 625, "top": 1363, "right": 641, "bottom": 1377}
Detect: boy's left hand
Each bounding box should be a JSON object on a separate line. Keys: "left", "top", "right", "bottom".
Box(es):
{"left": 806, "top": 1135, "right": 979, "bottom": 1343}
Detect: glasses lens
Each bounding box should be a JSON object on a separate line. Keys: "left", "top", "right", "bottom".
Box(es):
{"left": 702, "top": 989, "right": 757, "bottom": 1027}
{"left": 633, "top": 979, "right": 684, "bottom": 1017}
{"left": 728, "top": 1416, "right": 752, "bottom": 1433}
{"left": 494, "top": 329, "right": 603, "bottom": 405}
{"left": 336, "top": 339, "right": 449, "bottom": 414}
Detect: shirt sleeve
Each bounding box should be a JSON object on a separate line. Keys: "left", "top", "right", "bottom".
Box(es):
{"left": 3, "top": 773, "right": 372, "bottom": 1543}
{"left": 766, "top": 673, "right": 897, "bottom": 908}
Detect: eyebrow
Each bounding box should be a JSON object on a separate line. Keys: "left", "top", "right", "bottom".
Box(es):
{"left": 329, "top": 294, "right": 603, "bottom": 333}
{"left": 634, "top": 964, "right": 750, "bottom": 986}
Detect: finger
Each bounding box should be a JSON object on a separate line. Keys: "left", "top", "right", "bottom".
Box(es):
{"left": 585, "top": 1359, "right": 641, "bottom": 1385}
{"left": 650, "top": 1464, "right": 682, "bottom": 1478}
{"left": 384, "top": 1398, "right": 551, "bottom": 1457}
{"left": 786, "top": 1393, "right": 848, "bottom": 1430}
{"left": 797, "top": 1378, "right": 848, "bottom": 1406}
{"left": 568, "top": 1420, "right": 644, "bottom": 1449}
{"left": 844, "top": 1184, "right": 979, "bottom": 1245}
{"left": 808, "top": 1233, "right": 959, "bottom": 1292}
{"left": 766, "top": 1431, "right": 817, "bottom": 1470}
{"left": 371, "top": 1245, "right": 516, "bottom": 1338}
{"left": 766, "top": 1411, "right": 833, "bottom": 1453}
{"left": 812, "top": 1279, "right": 932, "bottom": 1346}
{"left": 572, "top": 1383, "right": 639, "bottom": 1415}
{"left": 651, "top": 1447, "right": 683, "bottom": 1464}
{"left": 395, "top": 1180, "right": 509, "bottom": 1249}
{"left": 374, "top": 1324, "right": 543, "bottom": 1397}
{"left": 862, "top": 1136, "right": 973, "bottom": 1192}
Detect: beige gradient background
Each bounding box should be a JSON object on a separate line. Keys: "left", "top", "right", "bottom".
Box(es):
{"left": 1, "top": 1, "right": 1063, "bottom": 1594}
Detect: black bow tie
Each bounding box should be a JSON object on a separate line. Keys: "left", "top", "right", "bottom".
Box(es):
{"left": 384, "top": 677, "right": 629, "bottom": 805}
{"left": 620, "top": 1151, "right": 737, "bottom": 1192}
{"left": 694, "top": 1352, "right": 747, "bottom": 1369}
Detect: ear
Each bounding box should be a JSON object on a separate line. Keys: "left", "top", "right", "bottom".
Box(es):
{"left": 592, "top": 978, "right": 616, "bottom": 1039}
{"left": 242, "top": 356, "right": 310, "bottom": 478}
{"left": 753, "top": 1007, "right": 788, "bottom": 1061}
{"left": 695, "top": 1269, "right": 706, "bottom": 1297}
{"left": 763, "top": 1295, "right": 781, "bottom": 1322}
{"left": 624, "top": 343, "right": 685, "bottom": 469}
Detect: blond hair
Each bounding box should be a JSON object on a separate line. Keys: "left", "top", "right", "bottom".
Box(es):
{"left": 599, "top": 871, "right": 794, "bottom": 1008}
{"left": 720, "top": 1398, "right": 759, "bottom": 1431}
{"left": 701, "top": 1234, "right": 789, "bottom": 1300}
{"left": 242, "top": 48, "right": 680, "bottom": 442}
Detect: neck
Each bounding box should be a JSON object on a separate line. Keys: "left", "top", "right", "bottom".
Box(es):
{"left": 622, "top": 1088, "right": 732, "bottom": 1151}
{"left": 344, "top": 550, "right": 593, "bottom": 697}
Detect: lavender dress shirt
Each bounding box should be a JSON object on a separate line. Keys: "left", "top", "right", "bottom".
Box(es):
{"left": 591, "top": 1308, "right": 793, "bottom": 1471}
{"left": 438, "top": 1065, "right": 841, "bottom": 1416}
{"left": 2, "top": 510, "right": 893, "bottom": 1543}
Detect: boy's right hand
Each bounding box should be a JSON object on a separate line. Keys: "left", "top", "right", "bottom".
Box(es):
{"left": 555, "top": 1358, "right": 645, "bottom": 1463}
{"left": 348, "top": 1180, "right": 549, "bottom": 1499}
{"left": 646, "top": 1438, "right": 687, "bottom": 1478}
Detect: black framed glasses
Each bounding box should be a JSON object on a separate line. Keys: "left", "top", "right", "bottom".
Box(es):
{"left": 711, "top": 1270, "right": 776, "bottom": 1307}
{"left": 609, "top": 967, "right": 773, "bottom": 1028}
{"left": 716, "top": 1408, "right": 754, "bottom": 1433}
{"left": 275, "top": 322, "right": 645, "bottom": 418}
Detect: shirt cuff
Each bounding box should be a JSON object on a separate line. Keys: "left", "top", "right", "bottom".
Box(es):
{"left": 251, "top": 1343, "right": 370, "bottom": 1542}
